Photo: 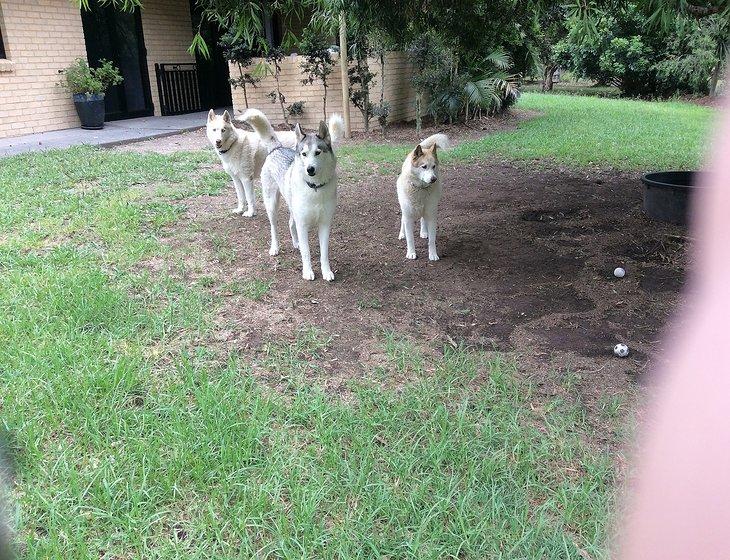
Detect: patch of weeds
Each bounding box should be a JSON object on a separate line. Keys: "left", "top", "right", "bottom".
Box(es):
{"left": 261, "top": 327, "right": 331, "bottom": 386}
{"left": 357, "top": 296, "right": 382, "bottom": 310}
{"left": 561, "top": 369, "right": 582, "bottom": 393}
{"left": 197, "top": 275, "right": 216, "bottom": 288}
{"left": 381, "top": 329, "right": 424, "bottom": 376}
{"left": 144, "top": 201, "right": 184, "bottom": 231}
{"left": 223, "top": 278, "right": 272, "bottom": 301}
{"left": 598, "top": 393, "right": 625, "bottom": 420}
{"left": 211, "top": 234, "right": 235, "bottom": 264}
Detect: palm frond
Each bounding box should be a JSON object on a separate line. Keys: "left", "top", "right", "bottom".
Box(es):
{"left": 484, "top": 49, "right": 512, "bottom": 70}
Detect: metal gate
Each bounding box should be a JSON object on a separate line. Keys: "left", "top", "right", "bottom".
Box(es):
{"left": 155, "top": 63, "right": 202, "bottom": 116}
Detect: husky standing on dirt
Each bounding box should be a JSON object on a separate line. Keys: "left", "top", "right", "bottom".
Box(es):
{"left": 206, "top": 109, "right": 296, "bottom": 217}
{"left": 397, "top": 134, "right": 450, "bottom": 261}
{"left": 242, "top": 109, "right": 345, "bottom": 281}
{"left": 242, "top": 109, "right": 344, "bottom": 282}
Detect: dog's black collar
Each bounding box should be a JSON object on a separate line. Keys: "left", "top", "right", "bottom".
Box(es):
{"left": 306, "top": 181, "right": 325, "bottom": 190}
{"left": 217, "top": 137, "right": 237, "bottom": 155}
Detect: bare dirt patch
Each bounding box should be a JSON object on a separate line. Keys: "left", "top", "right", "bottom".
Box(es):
{"left": 147, "top": 151, "right": 688, "bottom": 421}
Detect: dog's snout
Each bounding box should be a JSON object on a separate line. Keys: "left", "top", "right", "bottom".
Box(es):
{"left": 306, "top": 166, "right": 316, "bottom": 176}
{"left": 215, "top": 140, "right": 222, "bottom": 147}
{"left": 429, "top": 175, "right": 438, "bottom": 184}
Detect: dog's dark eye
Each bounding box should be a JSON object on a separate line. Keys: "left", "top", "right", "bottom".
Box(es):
{"left": 421, "top": 164, "right": 427, "bottom": 169}
{"left": 315, "top": 150, "right": 321, "bottom": 156}
{"left": 301, "top": 152, "right": 307, "bottom": 157}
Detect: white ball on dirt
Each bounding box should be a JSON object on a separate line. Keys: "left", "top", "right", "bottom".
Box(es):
{"left": 614, "top": 343, "right": 629, "bottom": 358}
{"left": 614, "top": 267, "right": 626, "bottom": 278}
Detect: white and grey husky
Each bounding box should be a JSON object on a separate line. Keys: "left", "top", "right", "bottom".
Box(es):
{"left": 397, "top": 133, "right": 450, "bottom": 261}
{"left": 206, "top": 109, "right": 296, "bottom": 216}
{"left": 242, "top": 109, "right": 345, "bottom": 281}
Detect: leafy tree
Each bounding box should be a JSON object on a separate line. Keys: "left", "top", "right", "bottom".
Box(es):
{"left": 559, "top": 3, "right": 727, "bottom": 96}
{"left": 262, "top": 47, "right": 290, "bottom": 125}
{"left": 367, "top": 28, "right": 394, "bottom": 134}
{"left": 348, "top": 35, "right": 376, "bottom": 132}
{"left": 189, "top": 0, "right": 312, "bottom": 56}
{"left": 218, "top": 29, "right": 260, "bottom": 109}
{"left": 299, "top": 29, "right": 336, "bottom": 121}
{"left": 529, "top": 5, "right": 570, "bottom": 91}
{"left": 563, "top": 0, "right": 728, "bottom": 95}
{"left": 655, "top": 15, "right": 727, "bottom": 95}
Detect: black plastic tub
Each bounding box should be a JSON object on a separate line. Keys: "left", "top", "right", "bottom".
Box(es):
{"left": 641, "top": 171, "right": 701, "bottom": 226}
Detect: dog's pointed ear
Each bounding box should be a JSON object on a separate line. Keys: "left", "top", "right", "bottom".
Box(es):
{"left": 295, "top": 123, "right": 305, "bottom": 143}
{"left": 430, "top": 143, "right": 438, "bottom": 158}
{"left": 317, "top": 120, "right": 330, "bottom": 143}
{"left": 208, "top": 109, "right": 215, "bottom": 122}
{"left": 413, "top": 144, "right": 424, "bottom": 159}
{"left": 222, "top": 110, "right": 232, "bottom": 123}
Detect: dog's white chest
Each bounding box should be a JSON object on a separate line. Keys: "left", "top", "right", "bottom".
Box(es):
{"left": 398, "top": 178, "right": 441, "bottom": 218}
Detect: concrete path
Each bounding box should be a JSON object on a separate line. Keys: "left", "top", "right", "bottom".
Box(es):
{"left": 0, "top": 108, "right": 230, "bottom": 158}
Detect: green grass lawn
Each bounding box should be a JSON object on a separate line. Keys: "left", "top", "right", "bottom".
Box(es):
{"left": 0, "top": 93, "right": 713, "bottom": 558}
{"left": 340, "top": 92, "right": 715, "bottom": 171}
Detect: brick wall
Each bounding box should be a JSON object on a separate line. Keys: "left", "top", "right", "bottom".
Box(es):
{"left": 0, "top": 0, "right": 87, "bottom": 139}
{"left": 230, "top": 51, "right": 417, "bottom": 132}
{"left": 0, "top": 0, "right": 195, "bottom": 140}
{"left": 139, "top": 0, "right": 195, "bottom": 116}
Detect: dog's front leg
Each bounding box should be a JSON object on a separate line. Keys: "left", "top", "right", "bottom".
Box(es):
{"left": 296, "top": 222, "right": 315, "bottom": 280}
{"left": 263, "top": 188, "right": 280, "bottom": 256}
{"left": 425, "top": 213, "right": 439, "bottom": 261}
{"left": 420, "top": 217, "right": 428, "bottom": 239}
{"left": 241, "top": 177, "right": 256, "bottom": 217}
{"left": 231, "top": 177, "right": 246, "bottom": 215}
{"left": 289, "top": 216, "right": 299, "bottom": 250}
{"left": 403, "top": 214, "right": 417, "bottom": 260}
{"left": 318, "top": 222, "right": 334, "bottom": 282}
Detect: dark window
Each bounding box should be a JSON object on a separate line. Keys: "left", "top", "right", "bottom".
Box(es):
{"left": 0, "top": 25, "right": 6, "bottom": 59}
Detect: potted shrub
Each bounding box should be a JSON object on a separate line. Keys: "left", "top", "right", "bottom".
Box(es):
{"left": 58, "top": 58, "right": 123, "bottom": 130}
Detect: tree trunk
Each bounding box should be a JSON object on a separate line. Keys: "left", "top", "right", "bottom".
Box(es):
{"left": 415, "top": 93, "right": 422, "bottom": 134}
{"left": 323, "top": 83, "right": 328, "bottom": 122}
{"left": 362, "top": 60, "right": 370, "bottom": 133}
{"left": 274, "top": 72, "right": 288, "bottom": 126}
{"left": 379, "top": 53, "right": 385, "bottom": 105}
{"left": 541, "top": 65, "right": 557, "bottom": 92}
{"left": 238, "top": 65, "right": 249, "bottom": 109}
{"left": 338, "top": 11, "right": 351, "bottom": 138}
{"left": 709, "top": 61, "right": 721, "bottom": 97}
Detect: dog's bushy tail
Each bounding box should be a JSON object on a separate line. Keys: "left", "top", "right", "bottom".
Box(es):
{"left": 419, "top": 133, "right": 450, "bottom": 151}
{"left": 328, "top": 114, "right": 345, "bottom": 145}
{"left": 240, "top": 109, "right": 278, "bottom": 149}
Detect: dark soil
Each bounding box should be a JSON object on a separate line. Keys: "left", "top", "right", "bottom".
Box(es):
{"left": 149, "top": 152, "right": 689, "bottom": 420}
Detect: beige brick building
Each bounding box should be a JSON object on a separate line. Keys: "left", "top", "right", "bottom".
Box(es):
{"left": 0, "top": 0, "right": 197, "bottom": 140}
{"left": 0, "top": 1, "right": 417, "bottom": 141}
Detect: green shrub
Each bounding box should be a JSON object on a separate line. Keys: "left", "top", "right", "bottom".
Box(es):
{"left": 558, "top": 5, "right": 726, "bottom": 98}
{"left": 286, "top": 100, "right": 305, "bottom": 117}
{"left": 407, "top": 33, "right": 519, "bottom": 126}
{"left": 57, "top": 58, "right": 123, "bottom": 97}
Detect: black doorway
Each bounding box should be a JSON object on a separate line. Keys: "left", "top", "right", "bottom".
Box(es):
{"left": 190, "top": 1, "right": 233, "bottom": 109}
{"left": 81, "top": 1, "right": 154, "bottom": 120}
